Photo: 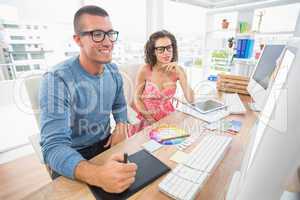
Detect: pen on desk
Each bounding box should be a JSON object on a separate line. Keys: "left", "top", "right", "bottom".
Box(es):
{"left": 160, "top": 134, "right": 190, "bottom": 142}
{"left": 123, "top": 153, "right": 128, "bottom": 164}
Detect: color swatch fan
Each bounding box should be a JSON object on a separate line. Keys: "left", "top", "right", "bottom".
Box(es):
{"left": 149, "top": 124, "right": 190, "bottom": 145}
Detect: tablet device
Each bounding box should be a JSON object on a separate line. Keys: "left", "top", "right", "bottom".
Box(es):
{"left": 89, "top": 150, "right": 170, "bottom": 200}
{"left": 191, "top": 99, "right": 226, "bottom": 114}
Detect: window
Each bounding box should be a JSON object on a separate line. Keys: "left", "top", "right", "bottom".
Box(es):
{"left": 12, "top": 53, "right": 28, "bottom": 61}
{"left": 30, "top": 52, "right": 45, "bottom": 59}
{"left": 10, "top": 35, "right": 25, "bottom": 40}
{"left": 164, "top": 1, "right": 206, "bottom": 68}
{"left": 83, "top": 0, "right": 146, "bottom": 65}
{"left": 11, "top": 44, "right": 26, "bottom": 51}
{"left": 3, "top": 24, "right": 19, "bottom": 29}
{"left": 33, "top": 64, "right": 40, "bottom": 70}
{"left": 15, "top": 65, "right": 30, "bottom": 72}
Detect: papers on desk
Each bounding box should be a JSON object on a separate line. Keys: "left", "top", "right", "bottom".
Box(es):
{"left": 204, "top": 119, "right": 242, "bottom": 135}
{"left": 142, "top": 140, "right": 163, "bottom": 153}
{"left": 176, "top": 102, "right": 230, "bottom": 123}
{"left": 170, "top": 151, "right": 188, "bottom": 164}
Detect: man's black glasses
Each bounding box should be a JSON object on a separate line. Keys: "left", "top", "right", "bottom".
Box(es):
{"left": 79, "top": 30, "right": 119, "bottom": 43}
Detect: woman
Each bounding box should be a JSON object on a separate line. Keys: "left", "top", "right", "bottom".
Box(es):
{"left": 129, "top": 30, "right": 194, "bottom": 136}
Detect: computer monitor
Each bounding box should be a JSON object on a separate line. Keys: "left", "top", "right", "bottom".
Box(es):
{"left": 226, "top": 38, "right": 300, "bottom": 200}
{"left": 247, "top": 44, "right": 285, "bottom": 111}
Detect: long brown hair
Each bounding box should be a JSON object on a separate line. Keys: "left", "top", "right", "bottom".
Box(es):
{"left": 144, "top": 30, "right": 178, "bottom": 67}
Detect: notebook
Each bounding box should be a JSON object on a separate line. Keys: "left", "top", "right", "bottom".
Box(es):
{"left": 89, "top": 149, "right": 170, "bottom": 200}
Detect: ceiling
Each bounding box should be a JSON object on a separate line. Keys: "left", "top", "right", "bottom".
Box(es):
{"left": 170, "top": 0, "right": 295, "bottom": 9}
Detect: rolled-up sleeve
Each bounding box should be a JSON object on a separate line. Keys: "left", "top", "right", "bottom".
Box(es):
{"left": 39, "top": 72, "right": 85, "bottom": 179}
{"left": 111, "top": 67, "right": 128, "bottom": 123}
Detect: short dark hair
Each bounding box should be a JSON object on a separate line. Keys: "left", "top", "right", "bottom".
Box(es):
{"left": 144, "top": 30, "right": 178, "bottom": 67}
{"left": 73, "top": 5, "right": 109, "bottom": 34}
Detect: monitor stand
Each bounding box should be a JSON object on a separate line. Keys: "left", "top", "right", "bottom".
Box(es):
{"left": 248, "top": 102, "right": 261, "bottom": 112}
{"left": 226, "top": 171, "right": 241, "bottom": 200}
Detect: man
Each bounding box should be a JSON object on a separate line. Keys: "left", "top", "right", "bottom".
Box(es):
{"left": 39, "top": 5, "right": 137, "bottom": 193}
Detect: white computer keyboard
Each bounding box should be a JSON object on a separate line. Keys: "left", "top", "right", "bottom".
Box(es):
{"left": 223, "top": 93, "right": 246, "bottom": 114}
{"left": 159, "top": 164, "right": 208, "bottom": 200}
{"left": 159, "top": 134, "right": 232, "bottom": 200}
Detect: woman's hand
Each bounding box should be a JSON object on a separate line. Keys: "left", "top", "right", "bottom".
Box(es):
{"left": 160, "top": 62, "right": 184, "bottom": 77}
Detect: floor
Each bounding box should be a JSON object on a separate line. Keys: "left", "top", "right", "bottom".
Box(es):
{"left": 0, "top": 154, "right": 51, "bottom": 200}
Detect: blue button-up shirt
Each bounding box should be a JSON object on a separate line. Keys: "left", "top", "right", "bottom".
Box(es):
{"left": 39, "top": 56, "right": 128, "bottom": 179}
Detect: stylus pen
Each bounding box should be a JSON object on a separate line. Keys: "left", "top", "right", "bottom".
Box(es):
{"left": 123, "top": 153, "right": 128, "bottom": 164}
{"left": 160, "top": 134, "right": 190, "bottom": 142}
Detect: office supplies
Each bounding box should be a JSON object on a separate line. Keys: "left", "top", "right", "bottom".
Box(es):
{"left": 204, "top": 120, "right": 242, "bottom": 135}
{"left": 89, "top": 150, "right": 170, "bottom": 200}
{"left": 170, "top": 151, "right": 188, "bottom": 164}
{"left": 236, "top": 39, "right": 254, "bottom": 58}
{"left": 227, "top": 120, "right": 242, "bottom": 134}
{"left": 223, "top": 93, "right": 247, "bottom": 114}
{"left": 160, "top": 134, "right": 190, "bottom": 142}
{"left": 149, "top": 124, "right": 190, "bottom": 145}
{"left": 208, "top": 74, "right": 218, "bottom": 81}
{"left": 176, "top": 137, "right": 196, "bottom": 151}
{"left": 204, "top": 120, "right": 231, "bottom": 131}
{"left": 123, "top": 153, "right": 128, "bottom": 163}
{"left": 159, "top": 134, "right": 232, "bottom": 200}
{"left": 217, "top": 74, "right": 250, "bottom": 95}
{"left": 142, "top": 140, "right": 163, "bottom": 153}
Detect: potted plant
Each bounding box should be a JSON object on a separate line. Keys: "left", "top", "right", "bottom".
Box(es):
{"left": 228, "top": 37, "right": 234, "bottom": 48}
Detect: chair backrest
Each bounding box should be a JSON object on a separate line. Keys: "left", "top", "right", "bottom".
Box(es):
{"left": 24, "top": 75, "right": 42, "bottom": 127}
{"left": 118, "top": 63, "right": 141, "bottom": 124}
{"left": 118, "top": 63, "right": 140, "bottom": 105}
{"left": 24, "top": 75, "right": 44, "bottom": 164}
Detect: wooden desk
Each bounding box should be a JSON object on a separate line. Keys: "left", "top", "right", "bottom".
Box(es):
{"left": 23, "top": 95, "right": 257, "bottom": 200}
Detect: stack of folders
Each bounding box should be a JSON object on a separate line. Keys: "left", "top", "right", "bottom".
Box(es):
{"left": 217, "top": 74, "right": 249, "bottom": 95}
{"left": 236, "top": 39, "right": 254, "bottom": 59}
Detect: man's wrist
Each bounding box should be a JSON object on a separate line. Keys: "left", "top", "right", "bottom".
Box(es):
{"left": 74, "top": 160, "right": 104, "bottom": 186}
{"left": 112, "top": 122, "right": 128, "bottom": 136}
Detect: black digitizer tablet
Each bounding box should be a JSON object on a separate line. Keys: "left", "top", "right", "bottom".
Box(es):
{"left": 89, "top": 149, "right": 170, "bottom": 200}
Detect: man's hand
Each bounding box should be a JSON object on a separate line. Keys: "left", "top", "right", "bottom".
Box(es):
{"left": 105, "top": 122, "right": 128, "bottom": 147}
{"left": 75, "top": 153, "right": 137, "bottom": 193}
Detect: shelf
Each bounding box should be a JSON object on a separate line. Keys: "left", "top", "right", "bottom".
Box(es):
{"left": 233, "top": 58, "right": 255, "bottom": 63}
{"left": 253, "top": 31, "right": 294, "bottom": 35}
{"left": 236, "top": 32, "right": 255, "bottom": 38}
{"left": 206, "top": 28, "right": 236, "bottom": 34}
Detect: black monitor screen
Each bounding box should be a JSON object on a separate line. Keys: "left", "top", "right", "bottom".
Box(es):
{"left": 252, "top": 45, "right": 285, "bottom": 90}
